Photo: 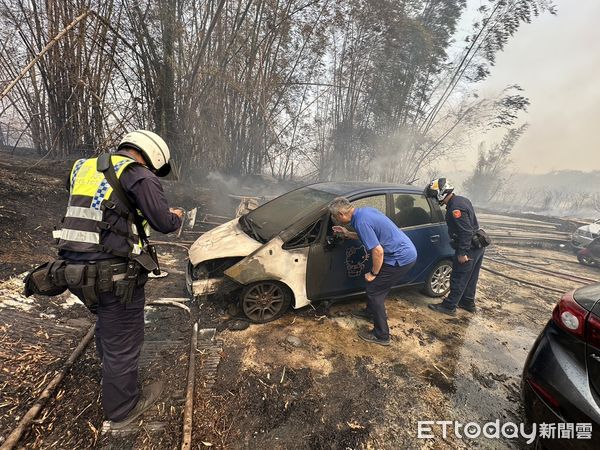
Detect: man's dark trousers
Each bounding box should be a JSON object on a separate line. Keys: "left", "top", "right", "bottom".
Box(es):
{"left": 366, "top": 262, "right": 415, "bottom": 340}
{"left": 443, "top": 247, "right": 485, "bottom": 309}
{"left": 74, "top": 286, "right": 145, "bottom": 421}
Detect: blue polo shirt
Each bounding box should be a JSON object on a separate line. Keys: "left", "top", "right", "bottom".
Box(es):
{"left": 350, "top": 207, "right": 417, "bottom": 266}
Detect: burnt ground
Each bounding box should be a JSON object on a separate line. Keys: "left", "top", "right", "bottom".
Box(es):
{"left": 1, "top": 152, "right": 599, "bottom": 449}
{"left": 190, "top": 246, "right": 599, "bottom": 450}
{"left": 0, "top": 155, "right": 69, "bottom": 278}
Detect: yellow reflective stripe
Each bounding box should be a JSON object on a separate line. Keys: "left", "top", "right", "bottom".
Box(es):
{"left": 54, "top": 229, "right": 100, "bottom": 244}
{"left": 70, "top": 156, "right": 136, "bottom": 198}
{"left": 70, "top": 159, "right": 106, "bottom": 197}
{"left": 131, "top": 222, "right": 150, "bottom": 243}
{"left": 69, "top": 159, "right": 86, "bottom": 192}
{"left": 65, "top": 206, "right": 103, "bottom": 221}
{"left": 132, "top": 244, "right": 142, "bottom": 255}
{"left": 114, "top": 159, "right": 132, "bottom": 176}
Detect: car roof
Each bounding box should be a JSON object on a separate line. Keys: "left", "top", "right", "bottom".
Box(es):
{"left": 306, "top": 181, "right": 424, "bottom": 196}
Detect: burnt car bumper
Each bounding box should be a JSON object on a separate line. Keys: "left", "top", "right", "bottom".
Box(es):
{"left": 186, "top": 261, "right": 225, "bottom": 296}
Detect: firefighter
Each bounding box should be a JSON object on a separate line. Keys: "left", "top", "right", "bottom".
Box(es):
{"left": 329, "top": 197, "right": 417, "bottom": 346}
{"left": 426, "top": 178, "right": 484, "bottom": 316}
{"left": 54, "top": 130, "right": 183, "bottom": 428}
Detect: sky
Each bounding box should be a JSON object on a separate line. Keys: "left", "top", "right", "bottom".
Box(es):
{"left": 448, "top": 0, "right": 600, "bottom": 175}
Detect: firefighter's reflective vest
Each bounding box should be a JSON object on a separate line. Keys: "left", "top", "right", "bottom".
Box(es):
{"left": 53, "top": 155, "right": 150, "bottom": 257}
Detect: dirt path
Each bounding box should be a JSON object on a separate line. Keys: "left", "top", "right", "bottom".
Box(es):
{"left": 191, "top": 245, "right": 598, "bottom": 449}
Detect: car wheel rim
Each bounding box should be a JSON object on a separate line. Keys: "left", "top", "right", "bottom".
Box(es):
{"left": 242, "top": 283, "right": 284, "bottom": 322}
{"left": 431, "top": 264, "right": 451, "bottom": 294}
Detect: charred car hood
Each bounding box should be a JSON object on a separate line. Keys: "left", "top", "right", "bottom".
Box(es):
{"left": 188, "top": 218, "right": 263, "bottom": 266}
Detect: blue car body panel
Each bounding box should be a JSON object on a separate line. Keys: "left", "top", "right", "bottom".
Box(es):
{"left": 304, "top": 183, "right": 454, "bottom": 300}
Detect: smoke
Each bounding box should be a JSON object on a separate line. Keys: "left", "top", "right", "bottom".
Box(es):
{"left": 362, "top": 128, "right": 450, "bottom": 187}
{"left": 205, "top": 171, "right": 301, "bottom": 216}
{"left": 467, "top": 170, "right": 600, "bottom": 220}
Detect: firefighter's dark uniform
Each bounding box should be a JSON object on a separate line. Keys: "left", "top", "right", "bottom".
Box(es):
{"left": 442, "top": 195, "right": 484, "bottom": 310}
{"left": 55, "top": 150, "right": 181, "bottom": 422}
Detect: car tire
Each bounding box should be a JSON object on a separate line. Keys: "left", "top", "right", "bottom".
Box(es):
{"left": 240, "top": 281, "right": 292, "bottom": 323}
{"left": 423, "top": 260, "right": 452, "bottom": 297}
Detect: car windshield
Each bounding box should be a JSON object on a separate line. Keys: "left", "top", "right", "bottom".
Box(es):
{"left": 244, "top": 186, "right": 337, "bottom": 241}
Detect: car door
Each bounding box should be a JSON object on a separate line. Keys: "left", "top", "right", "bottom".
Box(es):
{"left": 306, "top": 192, "right": 388, "bottom": 300}
{"left": 389, "top": 191, "right": 449, "bottom": 285}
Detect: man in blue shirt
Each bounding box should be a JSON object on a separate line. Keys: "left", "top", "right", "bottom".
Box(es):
{"left": 329, "top": 197, "right": 417, "bottom": 346}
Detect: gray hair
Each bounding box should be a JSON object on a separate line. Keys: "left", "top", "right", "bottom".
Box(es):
{"left": 328, "top": 197, "right": 353, "bottom": 216}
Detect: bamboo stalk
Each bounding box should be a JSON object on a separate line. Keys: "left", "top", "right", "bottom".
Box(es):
{"left": 0, "top": 324, "right": 95, "bottom": 450}
{"left": 77, "top": 79, "right": 127, "bottom": 133}
{"left": 0, "top": 10, "right": 90, "bottom": 102}
{"left": 181, "top": 322, "right": 198, "bottom": 450}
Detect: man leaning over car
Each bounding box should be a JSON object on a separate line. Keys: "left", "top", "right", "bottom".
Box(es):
{"left": 329, "top": 197, "right": 417, "bottom": 346}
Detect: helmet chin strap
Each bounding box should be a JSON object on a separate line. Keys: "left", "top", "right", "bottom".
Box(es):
{"left": 440, "top": 192, "right": 453, "bottom": 205}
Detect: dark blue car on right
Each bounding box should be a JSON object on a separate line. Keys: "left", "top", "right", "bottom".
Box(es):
{"left": 522, "top": 283, "right": 600, "bottom": 448}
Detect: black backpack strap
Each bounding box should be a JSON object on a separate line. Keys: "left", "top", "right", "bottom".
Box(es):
{"left": 97, "top": 153, "right": 111, "bottom": 172}
{"left": 96, "top": 154, "right": 150, "bottom": 246}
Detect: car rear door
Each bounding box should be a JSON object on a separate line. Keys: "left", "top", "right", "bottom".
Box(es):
{"left": 389, "top": 191, "right": 450, "bottom": 284}
{"left": 306, "top": 191, "right": 388, "bottom": 300}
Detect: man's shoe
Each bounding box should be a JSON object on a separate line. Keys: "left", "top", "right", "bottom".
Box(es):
{"left": 358, "top": 330, "right": 390, "bottom": 346}
{"left": 352, "top": 309, "right": 374, "bottom": 321}
{"left": 428, "top": 303, "right": 457, "bottom": 316}
{"left": 458, "top": 303, "right": 477, "bottom": 313}
{"left": 110, "top": 380, "right": 164, "bottom": 430}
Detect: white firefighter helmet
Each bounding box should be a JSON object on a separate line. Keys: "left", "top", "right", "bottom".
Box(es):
{"left": 427, "top": 178, "right": 455, "bottom": 204}
{"left": 118, "top": 130, "right": 171, "bottom": 177}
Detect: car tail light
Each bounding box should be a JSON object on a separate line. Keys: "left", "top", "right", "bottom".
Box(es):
{"left": 551, "top": 291, "right": 588, "bottom": 339}
{"left": 586, "top": 314, "right": 600, "bottom": 349}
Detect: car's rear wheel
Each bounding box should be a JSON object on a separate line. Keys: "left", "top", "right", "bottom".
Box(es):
{"left": 240, "top": 281, "right": 292, "bottom": 323}
{"left": 423, "top": 260, "right": 452, "bottom": 297}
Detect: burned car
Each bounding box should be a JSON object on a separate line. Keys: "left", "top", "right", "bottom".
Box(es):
{"left": 187, "top": 182, "right": 455, "bottom": 323}
{"left": 572, "top": 219, "right": 600, "bottom": 249}
{"left": 578, "top": 237, "right": 600, "bottom": 267}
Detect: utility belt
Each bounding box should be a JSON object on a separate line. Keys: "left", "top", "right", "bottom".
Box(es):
{"left": 24, "top": 256, "right": 154, "bottom": 309}
{"left": 450, "top": 229, "right": 492, "bottom": 251}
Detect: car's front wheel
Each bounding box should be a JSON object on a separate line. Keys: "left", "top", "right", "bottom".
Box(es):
{"left": 240, "top": 281, "right": 292, "bottom": 323}
{"left": 423, "top": 260, "right": 452, "bottom": 297}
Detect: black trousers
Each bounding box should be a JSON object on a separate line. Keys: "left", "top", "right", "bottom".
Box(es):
{"left": 444, "top": 247, "right": 485, "bottom": 309}
{"left": 71, "top": 286, "right": 145, "bottom": 421}
{"left": 365, "top": 261, "right": 415, "bottom": 340}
